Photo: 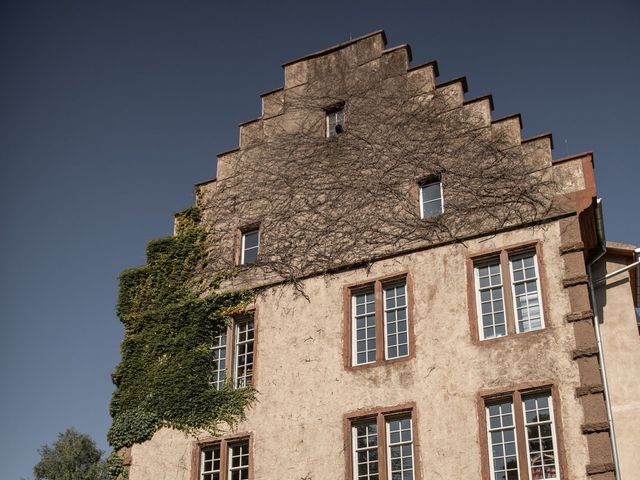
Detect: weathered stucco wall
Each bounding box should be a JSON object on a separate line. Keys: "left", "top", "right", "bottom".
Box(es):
{"left": 597, "top": 254, "right": 640, "bottom": 479}
{"left": 129, "top": 223, "right": 592, "bottom": 479}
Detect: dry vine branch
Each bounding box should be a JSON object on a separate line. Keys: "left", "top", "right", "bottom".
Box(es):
{"left": 198, "top": 65, "right": 558, "bottom": 288}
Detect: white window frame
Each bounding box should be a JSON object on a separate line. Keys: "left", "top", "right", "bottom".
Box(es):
{"left": 485, "top": 399, "right": 520, "bottom": 480}
{"left": 419, "top": 181, "right": 444, "bottom": 219}
{"left": 474, "top": 258, "right": 507, "bottom": 341}
{"left": 385, "top": 415, "right": 415, "bottom": 480}
{"left": 483, "top": 390, "right": 561, "bottom": 480}
{"left": 326, "top": 107, "right": 345, "bottom": 138}
{"left": 200, "top": 443, "right": 221, "bottom": 480}
{"left": 240, "top": 229, "right": 260, "bottom": 265}
{"left": 233, "top": 317, "right": 254, "bottom": 388}
{"left": 351, "top": 288, "right": 377, "bottom": 366}
{"left": 349, "top": 277, "right": 410, "bottom": 367}
{"left": 349, "top": 412, "right": 416, "bottom": 480}
{"left": 209, "top": 332, "right": 228, "bottom": 390}
{"left": 522, "top": 393, "right": 560, "bottom": 480}
{"left": 509, "top": 252, "right": 545, "bottom": 334}
{"left": 210, "top": 315, "right": 255, "bottom": 390}
{"left": 382, "top": 282, "right": 409, "bottom": 360}
{"left": 200, "top": 439, "right": 250, "bottom": 480}
{"left": 351, "top": 420, "right": 379, "bottom": 480}
{"left": 227, "top": 441, "right": 250, "bottom": 480}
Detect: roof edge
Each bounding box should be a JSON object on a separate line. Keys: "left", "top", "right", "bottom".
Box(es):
{"left": 407, "top": 60, "right": 439, "bottom": 77}
{"left": 382, "top": 44, "right": 412, "bottom": 62}
{"left": 552, "top": 151, "right": 593, "bottom": 166}
{"left": 491, "top": 113, "right": 523, "bottom": 129}
{"left": 463, "top": 94, "right": 494, "bottom": 111}
{"left": 281, "top": 29, "right": 387, "bottom": 68}
{"left": 522, "top": 132, "right": 554, "bottom": 150}
{"left": 435, "top": 76, "right": 469, "bottom": 94}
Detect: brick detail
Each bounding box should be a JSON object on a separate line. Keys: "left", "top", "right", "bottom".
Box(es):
{"left": 576, "top": 384, "right": 605, "bottom": 397}
{"left": 581, "top": 422, "right": 610, "bottom": 434}
{"left": 565, "top": 310, "right": 593, "bottom": 323}
{"left": 560, "top": 242, "right": 585, "bottom": 255}
{"left": 563, "top": 275, "right": 589, "bottom": 288}
{"left": 573, "top": 346, "right": 599, "bottom": 359}
{"left": 586, "top": 463, "right": 616, "bottom": 475}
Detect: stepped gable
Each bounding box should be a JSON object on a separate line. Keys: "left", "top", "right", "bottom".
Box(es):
{"left": 195, "top": 30, "right": 595, "bottom": 218}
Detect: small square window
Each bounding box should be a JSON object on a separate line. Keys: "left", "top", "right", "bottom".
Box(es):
{"left": 326, "top": 107, "right": 345, "bottom": 138}
{"left": 240, "top": 229, "right": 259, "bottom": 265}
{"left": 420, "top": 181, "right": 443, "bottom": 218}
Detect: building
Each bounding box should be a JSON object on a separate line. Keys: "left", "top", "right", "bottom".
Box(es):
{"left": 120, "top": 31, "right": 640, "bottom": 480}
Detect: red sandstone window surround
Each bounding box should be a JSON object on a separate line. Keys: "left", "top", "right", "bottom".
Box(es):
{"left": 193, "top": 434, "right": 252, "bottom": 480}
{"left": 344, "top": 404, "right": 420, "bottom": 480}
{"left": 478, "top": 384, "right": 566, "bottom": 480}
{"left": 466, "top": 242, "right": 549, "bottom": 342}
{"left": 343, "top": 272, "right": 415, "bottom": 369}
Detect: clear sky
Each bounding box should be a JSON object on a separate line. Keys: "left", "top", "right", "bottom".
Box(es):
{"left": 1, "top": 1, "right": 638, "bottom": 478}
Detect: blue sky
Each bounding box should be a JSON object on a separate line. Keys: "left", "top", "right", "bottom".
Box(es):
{"left": 1, "top": 1, "right": 638, "bottom": 478}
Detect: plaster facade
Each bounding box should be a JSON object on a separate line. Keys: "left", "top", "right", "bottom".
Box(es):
{"left": 123, "top": 31, "right": 639, "bottom": 480}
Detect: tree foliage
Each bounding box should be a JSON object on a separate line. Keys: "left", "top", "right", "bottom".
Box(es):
{"left": 109, "top": 207, "right": 255, "bottom": 455}
{"left": 34, "top": 428, "right": 107, "bottom": 480}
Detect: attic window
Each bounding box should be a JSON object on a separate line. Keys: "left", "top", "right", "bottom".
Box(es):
{"left": 325, "top": 102, "right": 345, "bottom": 138}
{"left": 418, "top": 174, "right": 444, "bottom": 218}
{"left": 240, "top": 228, "right": 260, "bottom": 265}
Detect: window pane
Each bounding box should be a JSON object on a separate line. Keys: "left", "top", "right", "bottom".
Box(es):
{"left": 523, "top": 393, "right": 558, "bottom": 479}
{"left": 510, "top": 252, "right": 543, "bottom": 333}
{"left": 210, "top": 332, "right": 227, "bottom": 390}
{"left": 420, "top": 182, "right": 443, "bottom": 218}
{"left": 353, "top": 289, "right": 376, "bottom": 365}
{"left": 228, "top": 441, "right": 249, "bottom": 480}
{"left": 234, "top": 318, "right": 254, "bottom": 387}
{"left": 384, "top": 282, "right": 409, "bottom": 360}
{"left": 476, "top": 260, "right": 506, "bottom": 340}
{"left": 201, "top": 445, "right": 221, "bottom": 480}
{"left": 241, "top": 230, "right": 259, "bottom": 265}
{"left": 353, "top": 420, "right": 378, "bottom": 480}
{"left": 327, "top": 109, "right": 344, "bottom": 137}
{"left": 486, "top": 399, "right": 519, "bottom": 480}
{"left": 387, "top": 415, "right": 414, "bottom": 480}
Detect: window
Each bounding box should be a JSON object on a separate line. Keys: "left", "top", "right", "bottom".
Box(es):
{"left": 347, "top": 275, "right": 412, "bottom": 368}
{"left": 211, "top": 332, "right": 227, "bottom": 390}
{"left": 509, "top": 253, "right": 543, "bottom": 333}
{"left": 210, "top": 315, "right": 255, "bottom": 389}
{"left": 348, "top": 408, "right": 417, "bottom": 480}
{"left": 419, "top": 181, "right": 443, "bottom": 218}
{"left": 471, "top": 246, "right": 545, "bottom": 341}
{"left": 483, "top": 390, "right": 561, "bottom": 480}
{"left": 240, "top": 229, "right": 259, "bottom": 265}
{"left": 199, "top": 437, "right": 250, "bottom": 480}
{"left": 326, "top": 106, "right": 345, "bottom": 137}
{"left": 233, "top": 317, "right": 254, "bottom": 388}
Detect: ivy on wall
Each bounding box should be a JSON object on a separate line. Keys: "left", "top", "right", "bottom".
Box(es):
{"left": 108, "top": 206, "right": 255, "bottom": 478}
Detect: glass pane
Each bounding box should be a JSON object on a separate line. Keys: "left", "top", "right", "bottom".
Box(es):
{"left": 243, "top": 230, "right": 259, "bottom": 248}
{"left": 421, "top": 183, "right": 441, "bottom": 202}
{"left": 422, "top": 199, "right": 442, "bottom": 217}
{"left": 242, "top": 246, "right": 258, "bottom": 264}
